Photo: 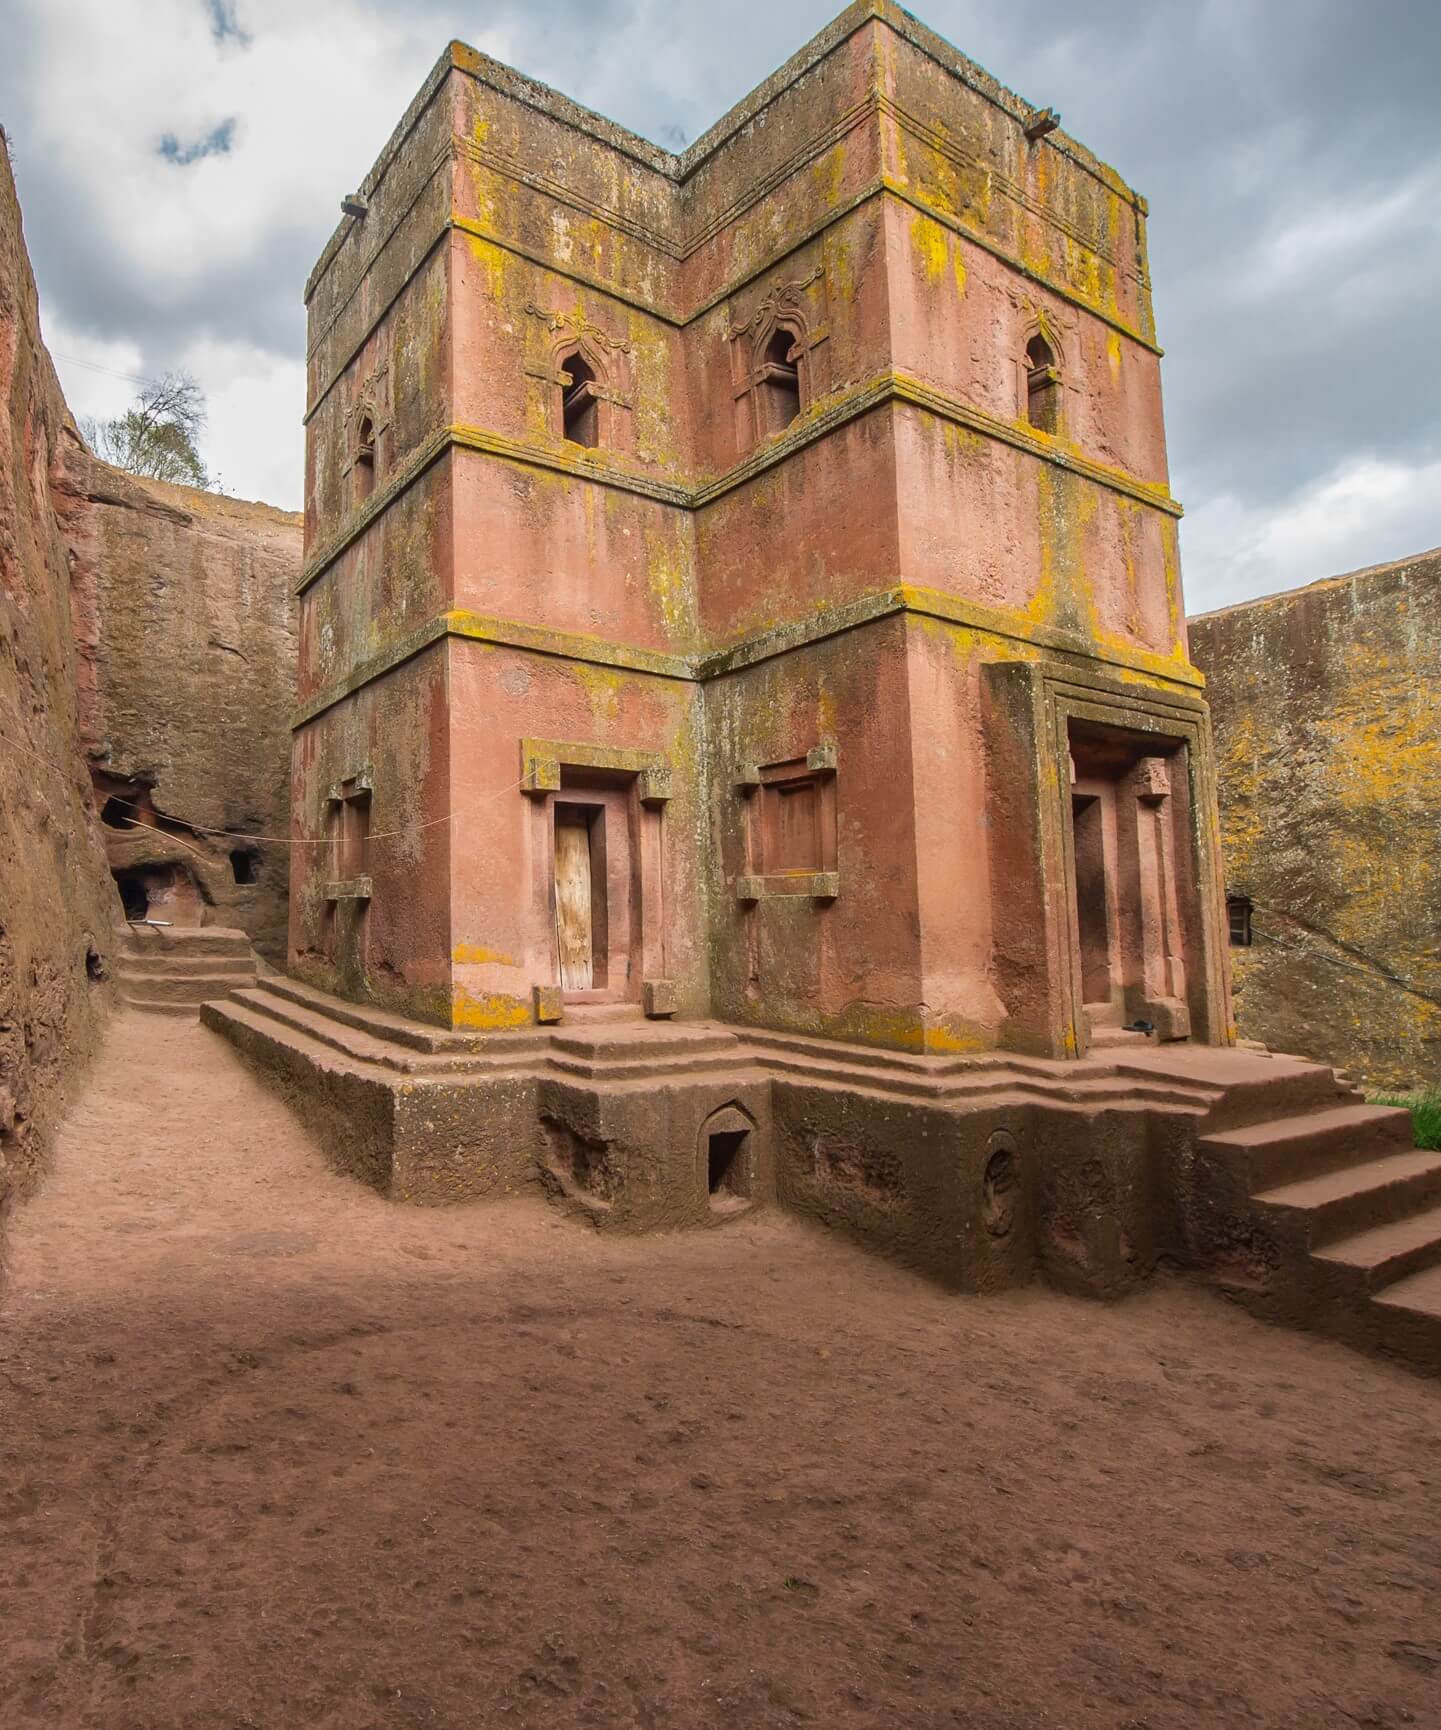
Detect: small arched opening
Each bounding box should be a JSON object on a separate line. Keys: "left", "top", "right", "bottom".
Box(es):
{"left": 354, "top": 413, "right": 376, "bottom": 501}
{"left": 560, "top": 352, "right": 600, "bottom": 448}
{"left": 113, "top": 867, "right": 150, "bottom": 922}
{"left": 757, "top": 326, "right": 802, "bottom": 435}
{"left": 1024, "top": 333, "right": 1061, "bottom": 435}
{"left": 229, "top": 846, "right": 261, "bottom": 886}
{"left": 699, "top": 1104, "right": 756, "bottom": 1215}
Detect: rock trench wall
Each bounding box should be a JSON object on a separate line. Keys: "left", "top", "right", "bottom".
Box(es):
{"left": 1189, "top": 549, "right": 1441, "bottom": 1091}
{"left": 70, "top": 468, "right": 302, "bottom": 965}
{"left": 1, "top": 135, "right": 303, "bottom": 1237}
{"left": 0, "top": 138, "right": 119, "bottom": 1219}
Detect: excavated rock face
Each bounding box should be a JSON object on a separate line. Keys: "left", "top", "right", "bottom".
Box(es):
{"left": 0, "top": 138, "right": 119, "bottom": 1212}
{"left": 64, "top": 460, "right": 302, "bottom": 965}
{"left": 1190, "top": 548, "right": 1441, "bottom": 1091}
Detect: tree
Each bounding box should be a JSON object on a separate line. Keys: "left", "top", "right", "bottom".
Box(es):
{"left": 81, "top": 370, "right": 211, "bottom": 488}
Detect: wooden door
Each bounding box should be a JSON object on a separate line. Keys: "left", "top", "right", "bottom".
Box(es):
{"left": 554, "top": 810, "right": 593, "bottom": 991}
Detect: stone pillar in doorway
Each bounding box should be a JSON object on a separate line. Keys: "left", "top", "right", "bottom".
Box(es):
{"left": 1122, "top": 756, "right": 1189, "bottom": 1040}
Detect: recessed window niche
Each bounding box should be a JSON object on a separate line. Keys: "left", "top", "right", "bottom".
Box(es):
{"left": 736, "top": 746, "right": 838, "bottom": 902}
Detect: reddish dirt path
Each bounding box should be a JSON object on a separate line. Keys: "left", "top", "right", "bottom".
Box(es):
{"left": 2, "top": 1012, "right": 1438, "bottom": 1729}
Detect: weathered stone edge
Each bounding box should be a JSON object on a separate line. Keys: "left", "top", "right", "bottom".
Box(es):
{"left": 298, "top": 373, "right": 1182, "bottom": 596}
{"left": 291, "top": 584, "right": 1203, "bottom": 730}
{"left": 309, "top": 0, "right": 1144, "bottom": 299}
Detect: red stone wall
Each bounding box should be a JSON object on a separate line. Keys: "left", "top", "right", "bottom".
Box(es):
{"left": 0, "top": 139, "right": 119, "bottom": 1214}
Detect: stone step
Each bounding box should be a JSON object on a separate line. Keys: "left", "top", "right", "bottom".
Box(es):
{"left": 255, "top": 975, "right": 521, "bottom": 1055}
{"left": 117, "top": 951, "right": 256, "bottom": 979}
{"left": 560, "top": 1002, "right": 647, "bottom": 1025}
{"left": 1373, "top": 1260, "right": 1441, "bottom": 1320}
{"left": 123, "top": 925, "right": 254, "bottom": 958}
{"left": 548, "top": 1050, "right": 754, "bottom": 1083}
{"left": 1201, "top": 1068, "right": 1360, "bottom": 1134}
{"left": 202, "top": 994, "right": 399, "bottom": 1085}
{"left": 549, "top": 1025, "right": 740, "bottom": 1063}
{"left": 1253, "top": 1150, "right": 1441, "bottom": 1248}
{"left": 230, "top": 986, "right": 545, "bottom": 1077}
{"left": 1313, "top": 1204, "right": 1441, "bottom": 1293}
{"left": 121, "top": 993, "right": 204, "bottom": 1017}
{"left": 119, "top": 973, "right": 254, "bottom": 1006}
{"left": 1088, "top": 1025, "right": 1151, "bottom": 1049}
{"left": 1368, "top": 1262, "right": 1441, "bottom": 1372}
{"left": 1200, "top": 1103, "right": 1416, "bottom": 1191}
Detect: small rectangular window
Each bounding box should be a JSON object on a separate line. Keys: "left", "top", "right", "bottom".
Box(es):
{"left": 1227, "top": 894, "right": 1253, "bottom": 948}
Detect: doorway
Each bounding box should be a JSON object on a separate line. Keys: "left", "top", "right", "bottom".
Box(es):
{"left": 553, "top": 803, "right": 607, "bottom": 993}
{"left": 1070, "top": 791, "right": 1117, "bottom": 1016}
{"left": 1066, "top": 722, "right": 1192, "bottom": 1047}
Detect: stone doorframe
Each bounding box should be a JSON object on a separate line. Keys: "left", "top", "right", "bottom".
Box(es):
{"left": 982, "top": 662, "right": 1232, "bottom": 1059}
{"left": 519, "top": 737, "right": 675, "bottom": 1018}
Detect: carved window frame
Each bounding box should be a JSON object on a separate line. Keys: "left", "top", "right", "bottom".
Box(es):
{"left": 341, "top": 368, "right": 392, "bottom": 512}
{"left": 735, "top": 744, "right": 839, "bottom": 902}
{"left": 1018, "top": 313, "right": 1067, "bottom": 437}
{"left": 522, "top": 305, "right": 635, "bottom": 456}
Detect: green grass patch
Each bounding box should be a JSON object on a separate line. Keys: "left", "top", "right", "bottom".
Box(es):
{"left": 1369, "top": 1088, "right": 1441, "bottom": 1151}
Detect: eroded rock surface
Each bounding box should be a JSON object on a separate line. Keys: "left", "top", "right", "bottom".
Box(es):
{"left": 0, "top": 136, "right": 119, "bottom": 1213}
{"left": 66, "top": 460, "right": 301, "bottom": 963}
{"left": 1190, "top": 549, "right": 1441, "bottom": 1089}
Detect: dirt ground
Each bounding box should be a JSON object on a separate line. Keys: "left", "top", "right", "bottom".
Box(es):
{"left": 1, "top": 1014, "right": 1438, "bottom": 1730}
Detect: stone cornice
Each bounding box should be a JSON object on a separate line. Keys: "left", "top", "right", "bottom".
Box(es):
{"left": 308, "top": 2, "right": 1146, "bottom": 303}
{"left": 291, "top": 584, "right": 1202, "bottom": 730}
{"left": 306, "top": 146, "right": 1158, "bottom": 422}
{"left": 298, "top": 372, "right": 1180, "bottom": 598}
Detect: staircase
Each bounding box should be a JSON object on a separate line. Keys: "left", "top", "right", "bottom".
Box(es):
{"left": 1191, "top": 1078, "right": 1441, "bottom": 1367}
{"left": 118, "top": 924, "right": 258, "bottom": 1015}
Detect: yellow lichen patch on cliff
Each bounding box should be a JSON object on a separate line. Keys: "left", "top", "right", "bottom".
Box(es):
{"left": 450, "top": 988, "right": 531, "bottom": 1031}
{"left": 1106, "top": 330, "right": 1123, "bottom": 382}
{"left": 1211, "top": 707, "right": 1266, "bottom": 879}
{"left": 452, "top": 942, "right": 519, "bottom": 967}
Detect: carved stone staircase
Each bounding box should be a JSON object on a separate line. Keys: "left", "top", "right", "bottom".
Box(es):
{"left": 199, "top": 973, "right": 1440, "bottom": 1371}
{"left": 1173, "top": 1054, "right": 1441, "bottom": 1364}
{"left": 118, "top": 924, "right": 258, "bottom": 1016}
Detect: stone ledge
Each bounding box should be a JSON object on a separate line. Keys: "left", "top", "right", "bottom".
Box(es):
{"left": 737, "top": 872, "right": 840, "bottom": 902}
{"left": 324, "top": 876, "right": 372, "bottom": 901}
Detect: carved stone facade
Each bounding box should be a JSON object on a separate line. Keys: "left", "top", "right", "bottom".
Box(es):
{"left": 285, "top": 1, "right": 1229, "bottom": 1058}
{"left": 212, "top": 7, "right": 1440, "bottom": 1370}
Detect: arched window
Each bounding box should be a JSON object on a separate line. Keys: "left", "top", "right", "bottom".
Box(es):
{"left": 1024, "top": 333, "right": 1061, "bottom": 435}
{"left": 560, "top": 352, "right": 600, "bottom": 448}
{"left": 757, "top": 327, "right": 802, "bottom": 435}
{"left": 354, "top": 413, "right": 376, "bottom": 501}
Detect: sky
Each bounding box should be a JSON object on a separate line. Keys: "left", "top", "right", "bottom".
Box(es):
{"left": 2, "top": 0, "right": 1438, "bottom": 612}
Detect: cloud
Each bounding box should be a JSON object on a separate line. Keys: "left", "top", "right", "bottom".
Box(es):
{"left": 1184, "top": 452, "right": 1441, "bottom": 614}
{"left": 158, "top": 117, "right": 238, "bottom": 167}
{"left": 38, "top": 314, "right": 149, "bottom": 426}
{"left": 180, "top": 335, "right": 305, "bottom": 507}
{"left": 1, "top": 0, "right": 1437, "bottom": 578}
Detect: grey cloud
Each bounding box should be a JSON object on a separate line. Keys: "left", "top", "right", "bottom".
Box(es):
{"left": 3, "top": 0, "right": 1438, "bottom": 599}
{"left": 204, "top": 0, "right": 251, "bottom": 47}
{"left": 158, "top": 117, "right": 237, "bottom": 165}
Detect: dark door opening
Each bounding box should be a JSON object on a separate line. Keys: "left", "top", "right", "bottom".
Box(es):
{"left": 707, "top": 1129, "right": 751, "bottom": 1210}
{"left": 1071, "top": 792, "right": 1114, "bottom": 1008}
{"left": 113, "top": 868, "right": 149, "bottom": 922}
